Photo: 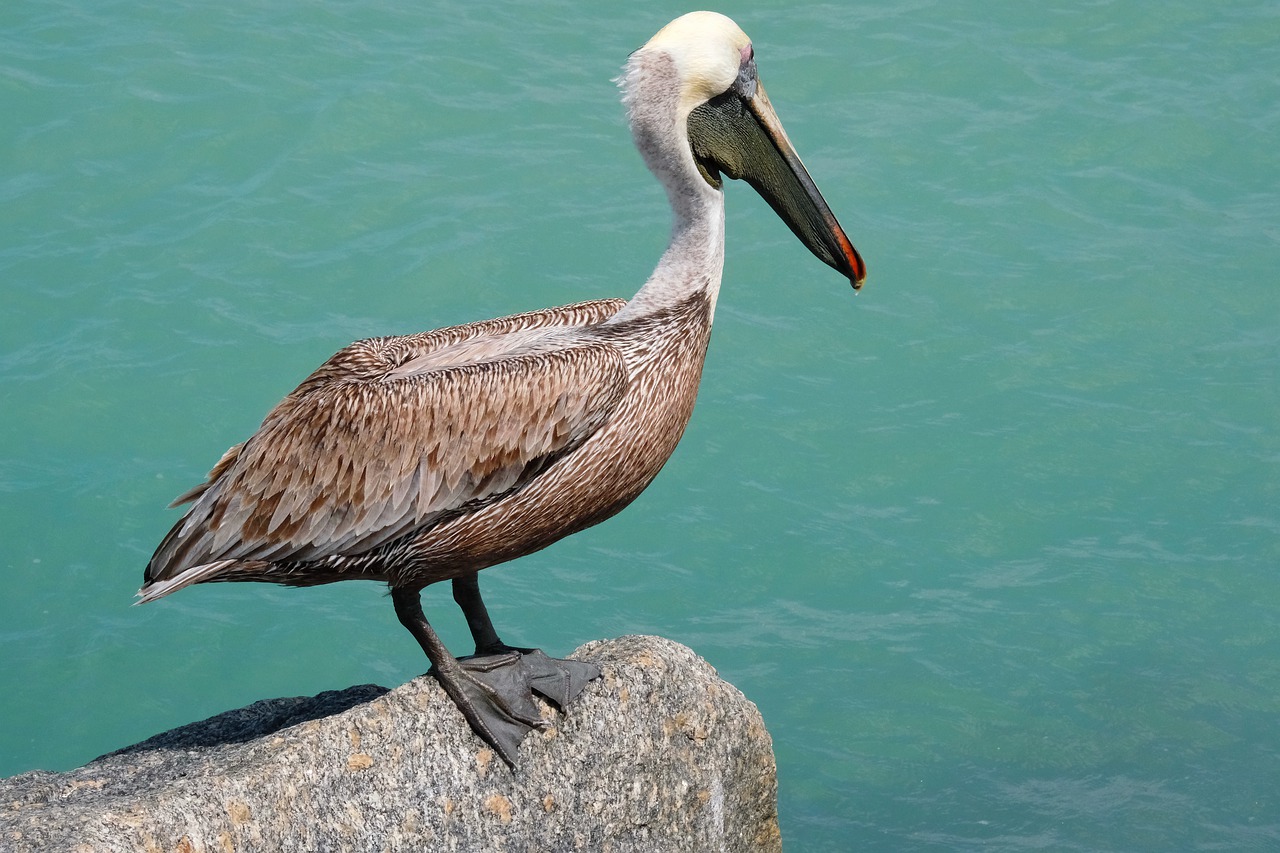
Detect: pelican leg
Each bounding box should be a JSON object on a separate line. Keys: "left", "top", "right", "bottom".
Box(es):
{"left": 451, "top": 572, "right": 507, "bottom": 654}
{"left": 452, "top": 574, "right": 601, "bottom": 708}
{"left": 391, "top": 586, "right": 543, "bottom": 766}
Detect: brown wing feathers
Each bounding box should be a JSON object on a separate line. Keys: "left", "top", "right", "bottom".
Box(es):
{"left": 144, "top": 300, "right": 628, "bottom": 591}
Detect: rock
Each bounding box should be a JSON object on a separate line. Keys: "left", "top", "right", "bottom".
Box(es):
{"left": 0, "top": 636, "right": 781, "bottom": 852}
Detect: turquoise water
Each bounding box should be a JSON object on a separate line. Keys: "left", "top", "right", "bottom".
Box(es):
{"left": 3, "top": 1, "right": 1277, "bottom": 849}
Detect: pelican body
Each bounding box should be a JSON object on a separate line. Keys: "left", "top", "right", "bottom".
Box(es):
{"left": 141, "top": 12, "right": 865, "bottom": 765}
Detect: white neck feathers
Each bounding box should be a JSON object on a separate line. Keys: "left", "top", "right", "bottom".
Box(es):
{"left": 610, "top": 49, "right": 726, "bottom": 323}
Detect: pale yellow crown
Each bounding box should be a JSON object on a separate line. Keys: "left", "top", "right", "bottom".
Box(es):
{"left": 640, "top": 11, "right": 752, "bottom": 114}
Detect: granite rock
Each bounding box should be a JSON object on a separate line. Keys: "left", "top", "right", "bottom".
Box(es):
{"left": 1, "top": 635, "right": 781, "bottom": 852}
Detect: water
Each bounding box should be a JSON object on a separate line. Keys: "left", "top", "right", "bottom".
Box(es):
{"left": 2, "top": 1, "right": 1277, "bottom": 849}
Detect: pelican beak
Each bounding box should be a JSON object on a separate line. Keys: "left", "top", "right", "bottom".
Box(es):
{"left": 688, "top": 79, "right": 866, "bottom": 289}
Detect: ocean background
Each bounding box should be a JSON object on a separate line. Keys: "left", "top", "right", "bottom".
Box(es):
{"left": 3, "top": 1, "right": 1277, "bottom": 849}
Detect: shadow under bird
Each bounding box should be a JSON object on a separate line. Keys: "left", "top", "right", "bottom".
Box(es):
{"left": 139, "top": 11, "right": 866, "bottom": 767}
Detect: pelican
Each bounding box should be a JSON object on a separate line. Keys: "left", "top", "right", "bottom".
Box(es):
{"left": 140, "top": 11, "right": 866, "bottom": 766}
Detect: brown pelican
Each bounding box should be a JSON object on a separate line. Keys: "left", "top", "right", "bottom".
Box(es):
{"left": 139, "top": 11, "right": 865, "bottom": 766}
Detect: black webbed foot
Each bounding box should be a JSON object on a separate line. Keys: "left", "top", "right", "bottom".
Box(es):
{"left": 447, "top": 647, "right": 601, "bottom": 766}
{"left": 444, "top": 651, "right": 546, "bottom": 766}
{"left": 465, "top": 646, "right": 602, "bottom": 708}
{"left": 515, "top": 648, "right": 601, "bottom": 708}
{"left": 398, "top": 581, "right": 602, "bottom": 767}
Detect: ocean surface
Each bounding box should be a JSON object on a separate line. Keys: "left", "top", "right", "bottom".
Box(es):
{"left": 2, "top": 1, "right": 1277, "bottom": 849}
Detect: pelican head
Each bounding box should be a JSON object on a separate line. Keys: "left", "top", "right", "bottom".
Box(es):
{"left": 625, "top": 11, "right": 866, "bottom": 288}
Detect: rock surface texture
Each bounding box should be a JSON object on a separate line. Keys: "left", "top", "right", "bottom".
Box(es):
{"left": 1, "top": 636, "right": 781, "bottom": 852}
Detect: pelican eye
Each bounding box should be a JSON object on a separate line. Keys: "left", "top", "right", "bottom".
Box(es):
{"left": 733, "top": 51, "right": 757, "bottom": 98}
